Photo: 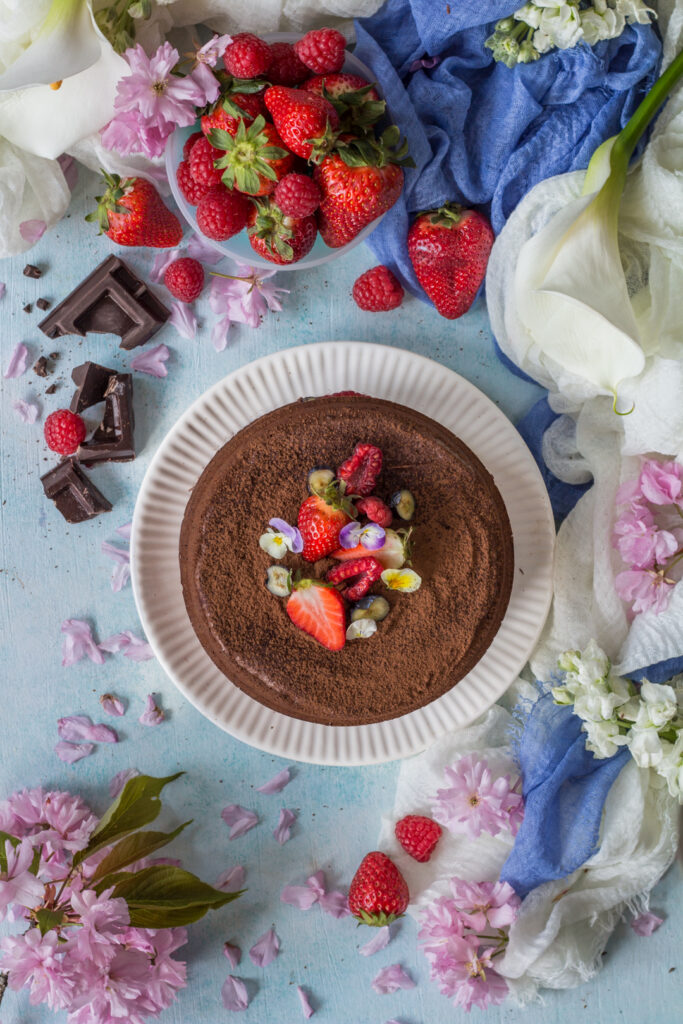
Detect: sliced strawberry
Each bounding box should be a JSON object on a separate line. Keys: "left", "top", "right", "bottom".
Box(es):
{"left": 286, "top": 580, "right": 346, "bottom": 651}
{"left": 332, "top": 527, "right": 410, "bottom": 569}
{"left": 326, "top": 556, "right": 383, "bottom": 601}
{"left": 337, "top": 442, "right": 382, "bottom": 497}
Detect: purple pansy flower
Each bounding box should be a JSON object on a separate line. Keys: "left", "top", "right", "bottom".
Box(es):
{"left": 338, "top": 520, "right": 385, "bottom": 550}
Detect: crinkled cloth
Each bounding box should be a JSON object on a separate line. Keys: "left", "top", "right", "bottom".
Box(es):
{"left": 353, "top": 0, "right": 661, "bottom": 300}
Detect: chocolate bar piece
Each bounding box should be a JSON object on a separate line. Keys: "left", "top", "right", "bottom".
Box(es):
{"left": 23, "top": 264, "right": 41, "bottom": 279}
{"left": 41, "top": 458, "right": 112, "bottom": 523}
{"left": 38, "top": 255, "right": 170, "bottom": 350}
{"left": 70, "top": 360, "right": 117, "bottom": 413}
{"left": 78, "top": 373, "right": 135, "bottom": 465}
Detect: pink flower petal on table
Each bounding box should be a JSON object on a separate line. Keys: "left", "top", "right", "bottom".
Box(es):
{"left": 359, "top": 925, "right": 391, "bottom": 956}
{"left": 19, "top": 219, "right": 46, "bottom": 244}
{"left": 101, "top": 541, "right": 131, "bottom": 592}
{"left": 371, "top": 964, "right": 415, "bottom": 995}
{"left": 139, "top": 693, "right": 164, "bottom": 726}
{"left": 131, "top": 343, "right": 170, "bottom": 378}
{"left": 223, "top": 942, "right": 241, "bottom": 968}
{"left": 99, "top": 631, "right": 155, "bottom": 661}
{"left": 116, "top": 521, "right": 132, "bottom": 539}
{"left": 12, "top": 399, "right": 39, "bottom": 423}
{"left": 211, "top": 315, "right": 232, "bottom": 352}
{"left": 61, "top": 619, "right": 105, "bottom": 667}
{"left": 297, "top": 986, "right": 314, "bottom": 1019}
{"left": 249, "top": 928, "right": 280, "bottom": 967}
{"left": 169, "top": 300, "right": 197, "bottom": 340}
{"left": 319, "top": 890, "right": 350, "bottom": 918}
{"left": 306, "top": 871, "right": 325, "bottom": 898}
{"left": 4, "top": 343, "right": 29, "bottom": 379}
{"left": 100, "top": 693, "right": 126, "bottom": 717}
{"left": 221, "top": 805, "right": 258, "bottom": 840}
{"left": 221, "top": 975, "right": 249, "bottom": 1011}
{"left": 273, "top": 807, "right": 296, "bottom": 845}
{"left": 256, "top": 767, "right": 291, "bottom": 794}
{"left": 216, "top": 865, "right": 246, "bottom": 892}
{"left": 58, "top": 715, "right": 118, "bottom": 744}
{"left": 631, "top": 911, "right": 664, "bottom": 936}
{"left": 281, "top": 884, "right": 319, "bottom": 910}
{"left": 55, "top": 741, "right": 95, "bottom": 764}
{"left": 187, "top": 232, "right": 224, "bottom": 264}
{"left": 150, "top": 247, "right": 182, "bottom": 283}
{"left": 109, "top": 767, "right": 140, "bottom": 798}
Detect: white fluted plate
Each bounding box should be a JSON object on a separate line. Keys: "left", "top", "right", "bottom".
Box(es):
{"left": 131, "top": 342, "right": 554, "bottom": 765}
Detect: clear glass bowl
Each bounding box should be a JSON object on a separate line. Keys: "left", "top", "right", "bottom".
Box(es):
{"left": 165, "top": 32, "right": 388, "bottom": 271}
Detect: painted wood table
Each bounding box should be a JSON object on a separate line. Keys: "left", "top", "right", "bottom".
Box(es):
{"left": 0, "top": 170, "right": 679, "bottom": 1024}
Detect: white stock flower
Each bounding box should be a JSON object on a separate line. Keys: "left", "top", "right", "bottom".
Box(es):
{"left": 514, "top": 3, "right": 543, "bottom": 28}
{"left": 628, "top": 725, "right": 666, "bottom": 768}
{"left": 560, "top": 639, "right": 610, "bottom": 688}
{"left": 574, "top": 683, "right": 629, "bottom": 723}
{"left": 580, "top": 8, "right": 625, "bottom": 45}
{"left": 615, "top": 0, "right": 656, "bottom": 25}
{"left": 658, "top": 734, "right": 683, "bottom": 800}
{"left": 538, "top": 4, "right": 583, "bottom": 50}
{"left": 635, "top": 681, "right": 678, "bottom": 729}
{"left": 584, "top": 718, "right": 628, "bottom": 759}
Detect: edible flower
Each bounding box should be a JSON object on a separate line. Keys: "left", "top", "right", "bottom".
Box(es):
{"left": 339, "top": 520, "right": 385, "bottom": 551}
{"left": 259, "top": 518, "right": 303, "bottom": 559}
{"left": 346, "top": 618, "right": 378, "bottom": 640}
{"left": 381, "top": 568, "right": 422, "bottom": 592}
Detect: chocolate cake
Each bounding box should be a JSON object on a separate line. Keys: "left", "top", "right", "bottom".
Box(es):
{"left": 179, "top": 395, "right": 514, "bottom": 726}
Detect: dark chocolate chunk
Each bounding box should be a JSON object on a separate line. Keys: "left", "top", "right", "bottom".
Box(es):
{"left": 41, "top": 458, "right": 112, "bottom": 523}
{"left": 49, "top": 352, "right": 59, "bottom": 360}
{"left": 36, "top": 297, "right": 50, "bottom": 311}
{"left": 45, "top": 383, "right": 57, "bottom": 395}
{"left": 23, "top": 264, "right": 42, "bottom": 279}
{"left": 33, "top": 356, "right": 49, "bottom": 377}
{"left": 70, "top": 360, "right": 117, "bottom": 413}
{"left": 78, "top": 373, "right": 135, "bottom": 465}
{"left": 23, "top": 303, "right": 32, "bottom": 313}
{"left": 38, "top": 255, "right": 170, "bottom": 350}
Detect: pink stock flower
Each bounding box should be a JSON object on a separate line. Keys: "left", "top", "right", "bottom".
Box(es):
{"left": 639, "top": 459, "right": 683, "bottom": 506}
{"left": 0, "top": 838, "right": 44, "bottom": 918}
{"left": 448, "top": 880, "right": 520, "bottom": 932}
{"left": 615, "top": 568, "right": 675, "bottom": 615}
{"left": 0, "top": 929, "right": 76, "bottom": 1010}
{"left": 371, "top": 963, "right": 415, "bottom": 994}
{"left": 432, "top": 754, "right": 524, "bottom": 839}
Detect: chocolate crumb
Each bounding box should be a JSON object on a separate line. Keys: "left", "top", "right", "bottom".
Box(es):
{"left": 23, "top": 303, "right": 32, "bottom": 313}
{"left": 49, "top": 352, "right": 59, "bottom": 360}
{"left": 23, "top": 264, "right": 42, "bottom": 278}
{"left": 33, "top": 356, "right": 49, "bottom": 377}
{"left": 36, "top": 297, "right": 50, "bottom": 311}
{"left": 45, "top": 383, "right": 57, "bottom": 395}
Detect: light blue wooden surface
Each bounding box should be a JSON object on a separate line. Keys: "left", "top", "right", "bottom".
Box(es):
{"left": 0, "top": 169, "right": 679, "bottom": 1024}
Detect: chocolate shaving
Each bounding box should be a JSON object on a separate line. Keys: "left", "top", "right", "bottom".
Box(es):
{"left": 45, "top": 383, "right": 57, "bottom": 395}
{"left": 23, "top": 303, "right": 32, "bottom": 313}
{"left": 33, "top": 356, "right": 49, "bottom": 378}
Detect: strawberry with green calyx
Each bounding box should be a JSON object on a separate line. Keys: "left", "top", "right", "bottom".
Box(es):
{"left": 297, "top": 480, "right": 355, "bottom": 562}
{"left": 332, "top": 526, "right": 412, "bottom": 569}
{"left": 210, "top": 116, "right": 294, "bottom": 196}
{"left": 302, "top": 74, "right": 385, "bottom": 132}
{"left": 349, "top": 851, "right": 409, "bottom": 926}
{"left": 86, "top": 171, "right": 182, "bottom": 248}
{"left": 407, "top": 203, "right": 495, "bottom": 320}
{"left": 247, "top": 199, "right": 317, "bottom": 265}
{"left": 200, "top": 78, "right": 268, "bottom": 139}
{"left": 286, "top": 578, "right": 347, "bottom": 651}
{"left": 263, "top": 85, "right": 340, "bottom": 163}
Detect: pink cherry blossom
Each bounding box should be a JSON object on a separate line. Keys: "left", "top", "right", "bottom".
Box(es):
{"left": 222, "top": 974, "right": 249, "bottom": 1011}
{"left": 19, "top": 219, "right": 46, "bottom": 244}
{"left": 615, "top": 568, "right": 675, "bottom": 615}
{"left": 216, "top": 865, "right": 246, "bottom": 892}
{"left": 359, "top": 925, "right": 391, "bottom": 956}
{"left": 448, "top": 880, "right": 520, "bottom": 931}
{"left": 61, "top": 619, "right": 104, "bottom": 667}
{"left": 149, "top": 247, "right": 182, "bottom": 283}
{"left": 209, "top": 264, "right": 288, "bottom": 334}
{"left": 256, "top": 767, "right": 291, "bottom": 794}
{"left": 66, "top": 947, "right": 155, "bottom": 1022}
{"left": 249, "top": 928, "right": 280, "bottom": 967}
{"left": 281, "top": 880, "right": 321, "bottom": 910}
{"left": 273, "top": 808, "right": 296, "bottom": 845}
{"left": 221, "top": 805, "right": 258, "bottom": 840}
{"left": 319, "top": 889, "right": 350, "bottom": 918}
{"left": 371, "top": 963, "right": 415, "bottom": 994}
{"left": 0, "top": 838, "right": 44, "bottom": 918}
{"left": 169, "top": 300, "right": 197, "bottom": 340}
{"left": 136, "top": 927, "right": 187, "bottom": 1010}
{"left": 4, "top": 342, "right": 29, "bottom": 378}
{"left": 224, "top": 941, "right": 241, "bottom": 968}
{"left": 65, "top": 889, "right": 130, "bottom": 967}
{"left": 187, "top": 232, "right": 224, "bottom": 264}
{"left": 418, "top": 895, "right": 466, "bottom": 955}
{"left": 0, "top": 929, "right": 76, "bottom": 1010}
{"left": 190, "top": 61, "right": 221, "bottom": 106}
{"left": 58, "top": 716, "right": 118, "bottom": 745}
{"left": 55, "top": 741, "right": 95, "bottom": 764}
{"left": 26, "top": 790, "right": 96, "bottom": 853}
{"left": 195, "top": 34, "right": 232, "bottom": 68}
{"left": 118, "top": 43, "right": 204, "bottom": 126}
{"left": 139, "top": 693, "right": 165, "bottom": 726}
{"left": 613, "top": 510, "right": 677, "bottom": 570}
{"left": 630, "top": 911, "right": 664, "bottom": 936}
{"left": 639, "top": 459, "right": 683, "bottom": 506}
{"left": 131, "top": 343, "right": 170, "bottom": 378}
{"left": 99, "top": 631, "right": 155, "bottom": 661}
{"left": 427, "top": 935, "right": 508, "bottom": 1011}
{"left": 100, "top": 693, "right": 126, "bottom": 717}
{"left": 12, "top": 399, "right": 39, "bottom": 423}
{"left": 58, "top": 154, "right": 78, "bottom": 191}
{"left": 297, "top": 985, "right": 315, "bottom": 1018}
{"left": 432, "top": 754, "right": 524, "bottom": 839}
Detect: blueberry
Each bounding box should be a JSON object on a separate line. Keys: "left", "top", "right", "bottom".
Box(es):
{"left": 307, "top": 466, "right": 335, "bottom": 496}
{"left": 389, "top": 488, "right": 415, "bottom": 521}
{"left": 350, "top": 595, "right": 390, "bottom": 622}
{"left": 266, "top": 565, "right": 292, "bottom": 597}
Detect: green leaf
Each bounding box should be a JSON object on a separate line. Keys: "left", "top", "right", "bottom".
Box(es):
{"left": 110, "top": 865, "right": 242, "bottom": 928}
{"left": 74, "top": 773, "right": 183, "bottom": 868}
{"left": 29, "top": 844, "right": 42, "bottom": 876}
{"left": 35, "top": 908, "right": 66, "bottom": 936}
{"left": 90, "top": 821, "right": 192, "bottom": 884}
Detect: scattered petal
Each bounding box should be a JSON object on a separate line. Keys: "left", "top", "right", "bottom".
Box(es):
{"left": 101, "top": 541, "right": 131, "bottom": 592}
{"left": 360, "top": 925, "right": 391, "bottom": 956}
{"left": 4, "top": 343, "right": 29, "bottom": 379}
{"left": 216, "top": 865, "right": 246, "bottom": 892}
{"left": 371, "top": 964, "right": 415, "bottom": 994}
{"left": 12, "top": 399, "right": 39, "bottom": 423}
{"left": 187, "top": 232, "right": 225, "bottom": 264}
{"left": 109, "top": 768, "right": 140, "bottom": 798}
{"left": 100, "top": 693, "right": 126, "bottom": 717}
{"left": 99, "top": 631, "right": 155, "bottom": 661}
{"left": 281, "top": 884, "right": 320, "bottom": 910}
{"left": 139, "top": 693, "right": 164, "bottom": 726}
{"left": 211, "top": 315, "right": 232, "bottom": 352}
{"left": 19, "top": 219, "right": 46, "bottom": 244}
{"left": 116, "top": 521, "right": 132, "bottom": 539}
{"left": 319, "top": 890, "right": 350, "bottom": 918}
{"left": 256, "top": 767, "right": 291, "bottom": 794}
{"left": 631, "top": 911, "right": 664, "bottom": 936}
{"left": 249, "top": 928, "right": 280, "bottom": 967}
{"left": 150, "top": 247, "right": 182, "bottom": 283}
{"left": 61, "top": 619, "right": 104, "bottom": 667}
{"left": 131, "top": 343, "right": 170, "bottom": 378}
{"left": 273, "top": 807, "right": 296, "bottom": 845}
{"left": 307, "top": 871, "right": 326, "bottom": 899}
{"left": 297, "top": 986, "right": 314, "bottom": 1019}
{"left": 224, "top": 942, "right": 241, "bottom": 968}
{"left": 221, "top": 805, "right": 258, "bottom": 840}
{"left": 55, "top": 741, "right": 95, "bottom": 764}
{"left": 58, "top": 715, "right": 118, "bottom": 744}
{"left": 169, "top": 300, "right": 197, "bottom": 340}
{"left": 221, "top": 975, "right": 249, "bottom": 1011}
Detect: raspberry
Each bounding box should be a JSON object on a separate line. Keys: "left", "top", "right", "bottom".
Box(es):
{"left": 325, "top": 555, "right": 383, "bottom": 601}
{"left": 164, "top": 258, "right": 205, "bottom": 303}
{"left": 394, "top": 815, "right": 442, "bottom": 863}
{"left": 223, "top": 33, "right": 271, "bottom": 78}
{"left": 44, "top": 409, "right": 86, "bottom": 455}
{"left": 294, "top": 29, "right": 346, "bottom": 75}
{"left": 176, "top": 159, "right": 209, "bottom": 205}
{"left": 356, "top": 496, "right": 392, "bottom": 528}
{"left": 273, "top": 173, "right": 320, "bottom": 217}
{"left": 196, "top": 185, "right": 251, "bottom": 241}
{"left": 189, "top": 137, "right": 225, "bottom": 190}
{"left": 267, "top": 41, "right": 310, "bottom": 85}
{"left": 352, "top": 266, "right": 404, "bottom": 312}
{"left": 183, "top": 131, "right": 203, "bottom": 161}
{"left": 337, "top": 443, "right": 382, "bottom": 497}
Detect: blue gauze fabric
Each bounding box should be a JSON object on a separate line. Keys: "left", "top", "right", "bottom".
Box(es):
{"left": 353, "top": 1, "right": 661, "bottom": 300}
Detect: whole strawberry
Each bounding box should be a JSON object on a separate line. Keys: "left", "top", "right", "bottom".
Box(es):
{"left": 164, "top": 258, "right": 204, "bottom": 303}
{"left": 294, "top": 28, "right": 346, "bottom": 75}
{"left": 87, "top": 173, "right": 182, "bottom": 248}
{"left": 302, "top": 74, "right": 384, "bottom": 131}
{"left": 196, "top": 185, "right": 251, "bottom": 241}
{"left": 395, "top": 815, "right": 442, "bottom": 863}
{"left": 248, "top": 200, "right": 317, "bottom": 265}
{"left": 302, "top": 73, "right": 379, "bottom": 102}
{"left": 223, "top": 33, "right": 271, "bottom": 79}
{"left": 352, "top": 266, "right": 404, "bottom": 312}
{"left": 200, "top": 88, "right": 267, "bottom": 140}
{"left": 268, "top": 41, "right": 310, "bottom": 85}
{"left": 211, "top": 116, "right": 294, "bottom": 196}
{"left": 349, "top": 851, "right": 409, "bottom": 926}
{"left": 264, "top": 86, "right": 340, "bottom": 163}
{"left": 407, "top": 204, "right": 495, "bottom": 320}
{"left": 297, "top": 483, "right": 353, "bottom": 562}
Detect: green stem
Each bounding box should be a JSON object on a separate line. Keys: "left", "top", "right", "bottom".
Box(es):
{"left": 611, "top": 48, "right": 683, "bottom": 178}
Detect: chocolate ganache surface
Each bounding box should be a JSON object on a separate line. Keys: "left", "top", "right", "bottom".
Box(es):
{"left": 179, "top": 395, "right": 514, "bottom": 726}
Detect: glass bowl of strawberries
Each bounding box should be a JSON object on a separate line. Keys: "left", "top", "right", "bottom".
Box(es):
{"left": 165, "top": 30, "right": 411, "bottom": 270}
